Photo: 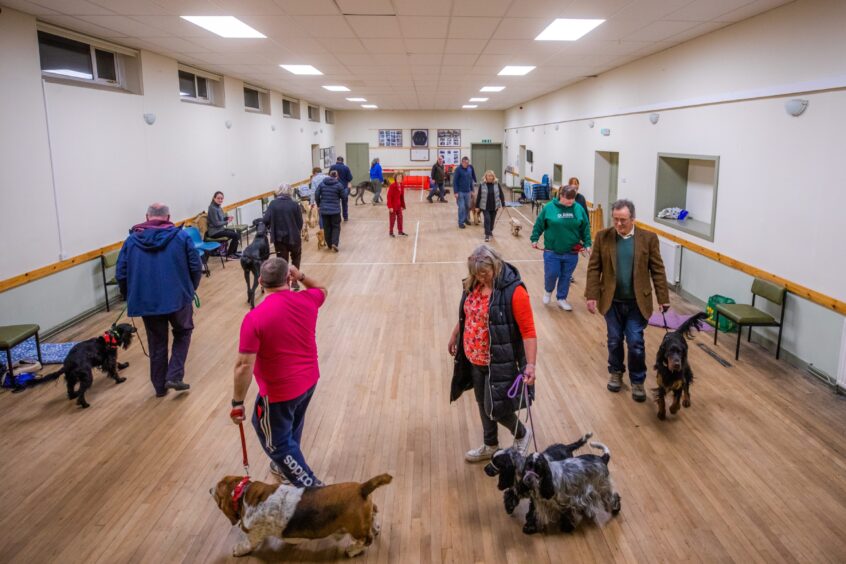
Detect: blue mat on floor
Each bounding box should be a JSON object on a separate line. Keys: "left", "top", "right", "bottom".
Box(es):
{"left": 0, "top": 338, "right": 77, "bottom": 369}
{"left": 504, "top": 201, "right": 523, "bottom": 207}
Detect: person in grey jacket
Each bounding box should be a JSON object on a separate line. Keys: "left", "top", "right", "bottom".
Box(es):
{"left": 263, "top": 184, "right": 304, "bottom": 278}
{"left": 208, "top": 191, "right": 241, "bottom": 258}
{"left": 315, "top": 170, "right": 348, "bottom": 252}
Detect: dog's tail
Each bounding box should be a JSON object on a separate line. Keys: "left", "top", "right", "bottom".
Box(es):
{"left": 564, "top": 431, "right": 593, "bottom": 452}
{"left": 360, "top": 473, "right": 393, "bottom": 498}
{"left": 676, "top": 311, "right": 709, "bottom": 339}
{"left": 589, "top": 441, "right": 611, "bottom": 465}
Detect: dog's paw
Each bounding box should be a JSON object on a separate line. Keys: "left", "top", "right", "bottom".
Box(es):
{"left": 67, "top": 392, "right": 78, "bottom": 399}
{"left": 522, "top": 522, "right": 539, "bottom": 535}
{"left": 559, "top": 517, "right": 575, "bottom": 533}
{"left": 682, "top": 398, "right": 691, "bottom": 408}
{"left": 669, "top": 403, "right": 680, "bottom": 414}
{"left": 232, "top": 540, "right": 253, "bottom": 557}
{"left": 611, "top": 493, "right": 622, "bottom": 514}
{"left": 117, "top": 362, "right": 129, "bottom": 370}
{"left": 657, "top": 410, "right": 666, "bottom": 420}
{"left": 345, "top": 541, "right": 367, "bottom": 558}
{"left": 503, "top": 491, "right": 519, "bottom": 514}
{"left": 115, "top": 377, "right": 126, "bottom": 384}
{"left": 79, "top": 402, "right": 90, "bottom": 409}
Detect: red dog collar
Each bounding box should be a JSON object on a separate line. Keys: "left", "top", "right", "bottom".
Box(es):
{"left": 231, "top": 476, "right": 251, "bottom": 517}
{"left": 102, "top": 332, "right": 119, "bottom": 348}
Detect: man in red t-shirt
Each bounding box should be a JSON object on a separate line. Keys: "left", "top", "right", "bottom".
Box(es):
{"left": 230, "top": 257, "right": 327, "bottom": 487}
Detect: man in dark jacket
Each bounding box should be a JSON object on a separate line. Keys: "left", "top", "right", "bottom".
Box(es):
{"left": 453, "top": 156, "right": 477, "bottom": 228}
{"left": 329, "top": 157, "right": 353, "bottom": 222}
{"left": 315, "top": 170, "right": 348, "bottom": 252}
{"left": 263, "top": 184, "right": 304, "bottom": 275}
{"left": 116, "top": 203, "right": 203, "bottom": 397}
{"left": 427, "top": 156, "right": 446, "bottom": 203}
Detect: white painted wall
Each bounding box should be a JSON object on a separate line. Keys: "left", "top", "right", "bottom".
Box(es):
{"left": 333, "top": 110, "right": 504, "bottom": 169}
{"left": 685, "top": 160, "right": 715, "bottom": 223}
{"left": 0, "top": 8, "right": 334, "bottom": 332}
{"left": 502, "top": 0, "right": 846, "bottom": 377}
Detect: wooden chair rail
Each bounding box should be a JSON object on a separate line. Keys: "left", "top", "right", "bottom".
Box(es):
{"left": 0, "top": 177, "right": 311, "bottom": 294}
{"left": 635, "top": 221, "right": 845, "bottom": 316}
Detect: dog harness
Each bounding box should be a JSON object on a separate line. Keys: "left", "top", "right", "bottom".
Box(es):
{"left": 102, "top": 330, "right": 120, "bottom": 349}
{"left": 231, "top": 476, "right": 252, "bottom": 519}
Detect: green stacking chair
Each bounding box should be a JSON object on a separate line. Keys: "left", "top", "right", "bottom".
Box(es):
{"left": 100, "top": 249, "right": 121, "bottom": 311}
{"left": 714, "top": 278, "right": 787, "bottom": 360}
{"left": 0, "top": 324, "right": 43, "bottom": 388}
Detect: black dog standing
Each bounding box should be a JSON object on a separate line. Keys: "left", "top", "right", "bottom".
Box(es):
{"left": 41, "top": 323, "right": 136, "bottom": 408}
{"left": 240, "top": 219, "right": 270, "bottom": 309}
{"left": 654, "top": 311, "right": 709, "bottom": 420}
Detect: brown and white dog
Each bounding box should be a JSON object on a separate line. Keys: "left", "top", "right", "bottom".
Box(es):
{"left": 470, "top": 207, "right": 482, "bottom": 225}
{"left": 510, "top": 218, "right": 522, "bottom": 237}
{"left": 211, "top": 474, "right": 392, "bottom": 558}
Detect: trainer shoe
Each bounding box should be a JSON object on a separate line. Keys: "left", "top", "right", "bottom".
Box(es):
{"left": 269, "top": 461, "right": 291, "bottom": 484}
{"left": 398, "top": 232, "right": 408, "bottom": 237}
{"left": 165, "top": 380, "right": 190, "bottom": 391}
{"left": 513, "top": 428, "right": 533, "bottom": 455}
{"left": 607, "top": 371, "right": 623, "bottom": 393}
{"left": 543, "top": 292, "right": 552, "bottom": 305}
{"left": 558, "top": 299, "right": 572, "bottom": 311}
{"left": 465, "top": 444, "right": 498, "bottom": 463}
{"left": 631, "top": 383, "right": 647, "bottom": 403}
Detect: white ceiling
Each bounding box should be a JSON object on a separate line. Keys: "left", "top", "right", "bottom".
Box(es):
{"left": 3, "top": 0, "right": 794, "bottom": 110}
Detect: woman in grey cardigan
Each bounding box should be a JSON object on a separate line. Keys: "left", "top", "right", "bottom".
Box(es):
{"left": 208, "top": 191, "right": 241, "bottom": 258}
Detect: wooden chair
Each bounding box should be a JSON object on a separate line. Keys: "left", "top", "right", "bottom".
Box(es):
{"left": 714, "top": 278, "right": 787, "bottom": 360}
{"left": 0, "top": 324, "right": 43, "bottom": 388}
{"left": 100, "top": 250, "right": 121, "bottom": 312}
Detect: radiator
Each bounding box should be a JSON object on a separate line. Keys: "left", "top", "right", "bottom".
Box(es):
{"left": 658, "top": 237, "right": 682, "bottom": 285}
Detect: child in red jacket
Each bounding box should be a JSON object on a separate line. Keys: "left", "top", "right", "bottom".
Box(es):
{"left": 387, "top": 172, "right": 407, "bottom": 237}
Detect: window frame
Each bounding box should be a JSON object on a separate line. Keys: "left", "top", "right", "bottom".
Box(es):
{"left": 307, "top": 105, "right": 320, "bottom": 122}
{"left": 244, "top": 86, "right": 262, "bottom": 111}
{"left": 38, "top": 30, "right": 122, "bottom": 88}
{"left": 178, "top": 69, "right": 212, "bottom": 103}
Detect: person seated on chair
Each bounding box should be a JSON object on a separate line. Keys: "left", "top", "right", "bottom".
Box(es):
{"left": 207, "top": 191, "right": 241, "bottom": 258}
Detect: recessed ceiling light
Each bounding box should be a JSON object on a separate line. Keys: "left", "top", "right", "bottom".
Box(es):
{"left": 362, "top": 104, "right": 378, "bottom": 109}
{"left": 346, "top": 97, "right": 367, "bottom": 102}
{"left": 469, "top": 97, "right": 488, "bottom": 102}
{"left": 480, "top": 86, "right": 505, "bottom": 92}
{"left": 462, "top": 105, "right": 478, "bottom": 109}
{"left": 322, "top": 85, "right": 350, "bottom": 92}
{"left": 181, "top": 16, "right": 266, "bottom": 38}
{"left": 535, "top": 18, "right": 605, "bottom": 41}
{"left": 498, "top": 66, "right": 535, "bottom": 76}
{"left": 280, "top": 64, "right": 322, "bottom": 75}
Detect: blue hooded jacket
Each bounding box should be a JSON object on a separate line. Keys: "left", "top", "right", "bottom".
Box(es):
{"left": 369, "top": 162, "right": 383, "bottom": 181}
{"left": 116, "top": 220, "right": 203, "bottom": 317}
{"left": 453, "top": 164, "right": 476, "bottom": 193}
{"left": 315, "top": 177, "right": 349, "bottom": 215}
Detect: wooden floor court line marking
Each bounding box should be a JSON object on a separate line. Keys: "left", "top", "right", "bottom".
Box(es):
{"left": 412, "top": 221, "right": 420, "bottom": 264}
{"left": 513, "top": 206, "right": 534, "bottom": 227}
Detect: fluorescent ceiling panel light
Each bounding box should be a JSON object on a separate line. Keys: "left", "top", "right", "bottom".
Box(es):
{"left": 181, "top": 16, "right": 266, "bottom": 38}
{"left": 498, "top": 66, "right": 535, "bottom": 76}
{"left": 480, "top": 86, "right": 505, "bottom": 92}
{"left": 323, "top": 85, "right": 350, "bottom": 91}
{"left": 462, "top": 105, "right": 478, "bottom": 109}
{"left": 362, "top": 104, "right": 378, "bottom": 108}
{"left": 280, "top": 64, "right": 322, "bottom": 75}
{"left": 346, "top": 97, "right": 367, "bottom": 102}
{"left": 469, "top": 97, "right": 488, "bottom": 102}
{"left": 535, "top": 18, "right": 605, "bottom": 41}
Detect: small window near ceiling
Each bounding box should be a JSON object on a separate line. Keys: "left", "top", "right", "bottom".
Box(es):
{"left": 38, "top": 31, "right": 119, "bottom": 85}
{"left": 325, "top": 109, "right": 335, "bottom": 124}
{"left": 178, "top": 70, "right": 211, "bottom": 102}
{"left": 308, "top": 105, "right": 320, "bottom": 122}
{"left": 283, "top": 98, "right": 300, "bottom": 119}
{"left": 244, "top": 87, "right": 261, "bottom": 110}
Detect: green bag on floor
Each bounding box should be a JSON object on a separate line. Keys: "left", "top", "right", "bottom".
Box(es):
{"left": 706, "top": 294, "right": 737, "bottom": 333}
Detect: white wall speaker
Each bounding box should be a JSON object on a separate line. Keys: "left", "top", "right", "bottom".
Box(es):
{"left": 142, "top": 113, "right": 156, "bottom": 125}
{"left": 785, "top": 99, "right": 808, "bottom": 117}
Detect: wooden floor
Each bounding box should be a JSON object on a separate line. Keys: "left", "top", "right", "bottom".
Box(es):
{"left": 2, "top": 191, "right": 846, "bottom": 564}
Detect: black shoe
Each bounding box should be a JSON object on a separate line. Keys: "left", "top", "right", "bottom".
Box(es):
{"left": 438, "top": 198, "right": 447, "bottom": 203}
{"left": 155, "top": 389, "right": 168, "bottom": 398}
{"left": 389, "top": 233, "right": 396, "bottom": 238}
{"left": 459, "top": 224, "right": 466, "bottom": 229}
{"left": 398, "top": 232, "right": 408, "bottom": 237}
{"left": 484, "top": 236, "right": 490, "bottom": 242}
{"left": 331, "top": 245, "right": 339, "bottom": 253}
{"left": 165, "top": 380, "right": 190, "bottom": 391}
{"left": 426, "top": 197, "right": 433, "bottom": 203}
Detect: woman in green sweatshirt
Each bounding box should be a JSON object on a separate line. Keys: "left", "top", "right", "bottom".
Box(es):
{"left": 530, "top": 186, "right": 592, "bottom": 310}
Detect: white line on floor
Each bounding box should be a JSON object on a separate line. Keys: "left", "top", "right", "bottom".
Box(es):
{"left": 419, "top": 189, "right": 424, "bottom": 201}
{"left": 412, "top": 220, "right": 420, "bottom": 263}
{"left": 299, "top": 258, "right": 543, "bottom": 267}
{"left": 513, "top": 206, "right": 534, "bottom": 226}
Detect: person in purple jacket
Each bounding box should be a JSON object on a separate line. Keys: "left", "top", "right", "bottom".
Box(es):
{"left": 116, "top": 202, "right": 203, "bottom": 398}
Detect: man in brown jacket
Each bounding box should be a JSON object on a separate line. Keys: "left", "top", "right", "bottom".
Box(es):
{"left": 585, "top": 199, "right": 670, "bottom": 402}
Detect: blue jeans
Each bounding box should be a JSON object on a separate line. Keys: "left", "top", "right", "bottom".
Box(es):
{"left": 428, "top": 182, "right": 445, "bottom": 200}
{"left": 543, "top": 251, "right": 579, "bottom": 300}
{"left": 341, "top": 195, "right": 349, "bottom": 221}
{"left": 252, "top": 385, "right": 319, "bottom": 487}
{"left": 604, "top": 300, "right": 648, "bottom": 384}
{"left": 456, "top": 191, "right": 472, "bottom": 226}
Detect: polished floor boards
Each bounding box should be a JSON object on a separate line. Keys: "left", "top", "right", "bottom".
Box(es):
{"left": 2, "top": 192, "right": 845, "bottom": 563}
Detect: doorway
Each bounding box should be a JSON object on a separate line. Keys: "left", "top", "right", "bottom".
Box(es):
{"left": 345, "top": 143, "right": 370, "bottom": 185}
{"left": 311, "top": 144, "right": 320, "bottom": 170}
{"left": 519, "top": 145, "right": 527, "bottom": 182}
{"left": 594, "top": 151, "right": 619, "bottom": 228}
{"left": 553, "top": 163, "right": 563, "bottom": 186}
{"left": 470, "top": 143, "right": 503, "bottom": 181}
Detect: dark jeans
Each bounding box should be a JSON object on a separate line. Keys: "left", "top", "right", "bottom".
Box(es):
{"left": 370, "top": 180, "right": 383, "bottom": 203}
{"left": 141, "top": 302, "right": 194, "bottom": 394}
{"left": 604, "top": 299, "right": 648, "bottom": 384}
{"left": 321, "top": 213, "right": 342, "bottom": 248}
{"left": 252, "top": 385, "right": 319, "bottom": 487}
{"left": 482, "top": 209, "right": 498, "bottom": 237}
{"left": 341, "top": 195, "right": 349, "bottom": 221}
{"left": 273, "top": 240, "right": 302, "bottom": 269}
{"left": 209, "top": 229, "right": 240, "bottom": 256}
{"left": 428, "top": 182, "right": 445, "bottom": 201}
{"left": 472, "top": 364, "right": 525, "bottom": 447}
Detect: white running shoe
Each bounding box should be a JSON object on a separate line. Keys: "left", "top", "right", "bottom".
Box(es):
{"left": 465, "top": 444, "right": 498, "bottom": 462}
{"left": 542, "top": 292, "right": 551, "bottom": 305}
{"left": 558, "top": 299, "right": 572, "bottom": 311}
{"left": 514, "top": 428, "right": 533, "bottom": 455}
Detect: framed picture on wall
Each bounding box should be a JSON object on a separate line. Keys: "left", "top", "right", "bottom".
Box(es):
{"left": 378, "top": 129, "right": 403, "bottom": 147}
{"left": 411, "top": 129, "right": 429, "bottom": 147}
{"left": 438, "top": 129, "right": 461, "bottom": 147}
{"left": 410, "top": 148, "right": 430, "bottom": 161}
{"left": 438, "top": 149, "right": 460, "bottom": 165}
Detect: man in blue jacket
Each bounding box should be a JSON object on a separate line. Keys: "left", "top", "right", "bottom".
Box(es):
{"left": 329, "top": 156, "right": 353, "bottom": 221}
{"left": 453, "top": 156, "right": 477, "bottom": 229}
{"left": 116, "top": 203, "right": 203, "bottom": 397}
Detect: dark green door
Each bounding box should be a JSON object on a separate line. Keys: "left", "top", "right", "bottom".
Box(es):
{"left": 346, "top": 143, "right": 370, "bottom": 185}
{"left": 471, "top": 144, "right": 503, "bottom": 181}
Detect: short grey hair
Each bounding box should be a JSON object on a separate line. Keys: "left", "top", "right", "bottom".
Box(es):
{"left": 260, "top": 257, "right": 289, "bottom": 289}
{"left": 276, "top": 183, "right": 292, "bottom": 197}
{"left": 147, "top": 203, "right": 170, "bottom": 218}
{"left": 464, "top": 244, "right": 504, "bottom": 292}
{"left": 611, "top": 199, "right": 636, "bottom": 218}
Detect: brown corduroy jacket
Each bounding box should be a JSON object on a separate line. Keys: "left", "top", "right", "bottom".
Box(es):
{"left": 584, "top": 226, "right": 670, "bottom": 318}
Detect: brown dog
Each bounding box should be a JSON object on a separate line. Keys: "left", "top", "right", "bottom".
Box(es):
{"left": 316, "top": 229, "right": 327, "bottom": 250}
{"left": 470, "top": 207, "right": 482, "bottom": 225}
{"left": 211, "top": 474, "right": 392, "bottom": 558}
{"left": 510, "top": 218, "right": 522, "bottom": 237}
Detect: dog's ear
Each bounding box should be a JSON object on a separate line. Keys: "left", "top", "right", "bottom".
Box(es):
{"left": 655, "top": 337, "right": 668, "bottom": 370}
{"left": 538, "top": 457, "right": 556, "bottom": 500}
{"left": 214, "top": 476, "right": 241, "bottom": 525}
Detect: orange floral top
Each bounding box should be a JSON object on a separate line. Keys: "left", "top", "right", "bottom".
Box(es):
{"left": 462, "top": 285, "right": 536, "bottom": 366}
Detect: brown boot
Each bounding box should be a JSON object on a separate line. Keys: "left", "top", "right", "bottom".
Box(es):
{"left": 607, "top": 371, "right": 623, "bottom": 393}
{"left": 631, "top": 383, "right": 646, "bottom": 403}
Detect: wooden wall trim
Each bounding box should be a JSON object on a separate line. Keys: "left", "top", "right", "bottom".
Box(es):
{"left": 0, "top": 178, "right": 311, "bottom": 294}
{"left": 636, "top": 221, "right": 846, "bottom": 316}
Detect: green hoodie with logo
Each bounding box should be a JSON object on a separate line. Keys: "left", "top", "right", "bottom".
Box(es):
{"left": 530, "top": 199, "right": 592, "bottom": 254}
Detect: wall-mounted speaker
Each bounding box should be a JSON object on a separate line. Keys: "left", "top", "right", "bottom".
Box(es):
{"left": 526, "top": 149, "right": 534, "bottom": 163}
